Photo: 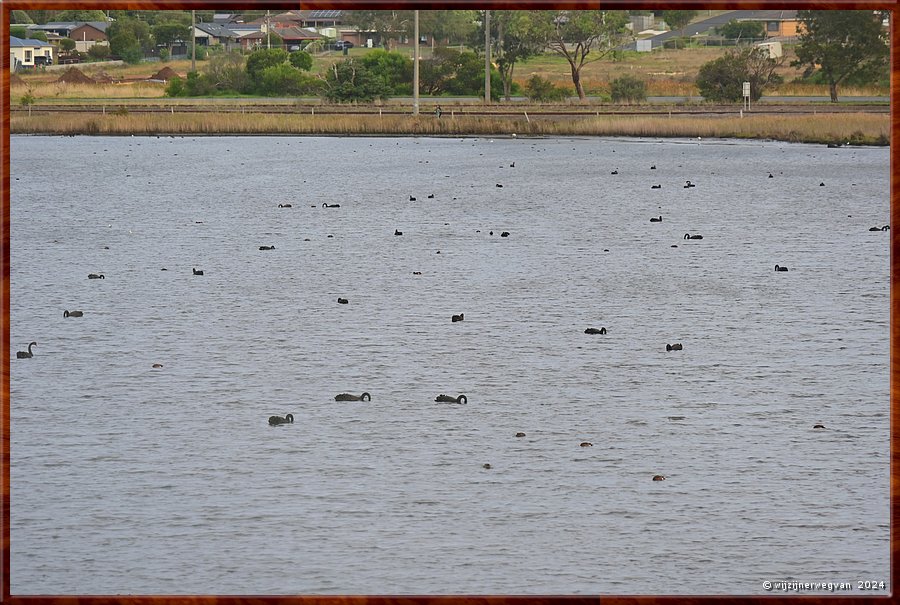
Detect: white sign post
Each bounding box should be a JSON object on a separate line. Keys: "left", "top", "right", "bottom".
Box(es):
{"left": 742, "top": 81, "right": 751, "bottom": 112}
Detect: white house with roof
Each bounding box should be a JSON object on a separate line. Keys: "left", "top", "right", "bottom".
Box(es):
{"left": 10, "top": 36, "right": 55, "bottom": 71}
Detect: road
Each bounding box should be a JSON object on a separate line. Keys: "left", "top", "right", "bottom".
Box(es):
{"left": 624, "top": 10, "right": 772, "bottom": 50}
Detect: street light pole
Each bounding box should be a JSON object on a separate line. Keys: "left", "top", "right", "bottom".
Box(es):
{"left": 266, "top": 10, "right": 271, "bottom": 49}
{"left": 413, "top": 10, "right": 419, "bottom": 115}
{"left": 484, "top": 10, "right": 491, "bottom": 104}
{"left": 191, "top": 9, "right": 196, "bottom": 72}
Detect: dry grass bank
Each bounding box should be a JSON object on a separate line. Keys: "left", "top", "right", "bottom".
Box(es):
{"left": 9, "top": 112, "right": 889, "bottom": 145}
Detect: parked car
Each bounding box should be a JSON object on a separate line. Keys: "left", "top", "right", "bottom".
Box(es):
{"left": 334, "top": 40, "right": 354, "bottom": 50}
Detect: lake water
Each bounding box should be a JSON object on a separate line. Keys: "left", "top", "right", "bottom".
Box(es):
{"left": 9, "top": 135, "right": 890, "bottom": 595}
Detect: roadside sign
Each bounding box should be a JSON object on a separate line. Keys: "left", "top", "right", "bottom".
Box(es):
{"left": 742, "top": 82, "right": 751, "bottom": 97}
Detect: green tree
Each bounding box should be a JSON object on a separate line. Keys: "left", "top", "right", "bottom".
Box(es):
{"left": 419, "top": 10, "right": 477, "bottom": 45}
{"left": 56, "top": 10, "right": 108, "bottom": 22}
{"left": 108, "top": 17, "right": 153, "bottom": 62}
{"left": 696, "top": 47, "right": 782, "bottom": 102}
{"left": 793, "top": 10, "right": 888, "bottom": 102}
{"left": 28, "top": 31, "right": 48, "bottom": 42}
{"left": 246, "top": 48, "right": 289, "bottom": 80}
{"left": 524, "top": 75, "right": 568, "bottom": 102}
{"left": 152, "top": 23, "right": 190, "bottom": 54}
{"left": 610, "top": 75, "right": 647, "bottom": 103}
{"left": 360, "top": 49, "right": 412, "bottom": 94}
{"left": 289, "top": 50, "right": 313, "bottom": 71}
{"left": 660, "top": 10, "right": 697, "bottom": 36}
{"left": 59, "top": 38, "right": 77, "bottom": 53}
{"left": 533, "top": 10, "right": 632, "bottom": 100}
{"left": 717, "top": 19, "right": 765, "bottom": 40}
{"left": 473, "top": 10, "right": 545, "bottom": 101}
{"left": 10, "top": 26, "right": 29, "bottom": 39}
{"left": 344, "top": 10, "right": 412, "bottom": 50}
{"left": 323, "top": 59, "right": 391, "bottom": 102}
{"left": 11, "top": 10, "right": 34, "bottom": 24}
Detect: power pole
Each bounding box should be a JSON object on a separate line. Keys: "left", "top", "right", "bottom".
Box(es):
{"left": 484, "top": 10, "right": 491, "bottom": 104}
{"left": 413, "top": 10, "right": 419, "bottom": 115}
{"left": 266, "top": 10, "right": 271, "bottom": 49}
{"left": 191, "top": 9, "right": 196, "bottom": 72}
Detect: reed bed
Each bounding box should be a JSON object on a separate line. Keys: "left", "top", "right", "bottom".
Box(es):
{"left": 10, "top": 111, "right": 889, "bottom": 145}
{"left": 11, "top": 81, "right": 168, "bottom": 99}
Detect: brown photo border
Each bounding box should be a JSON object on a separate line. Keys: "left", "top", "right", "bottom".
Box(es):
{"left": 1, "top": 0, "right": 896, "bottom": 602}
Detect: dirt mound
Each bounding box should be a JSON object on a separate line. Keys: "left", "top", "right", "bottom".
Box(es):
{"left": 56, "top": 67, "right": 95, "bottom": 84}
{"left": 151, "top": 66, "right": 180, "bottom": 81}
{"left": 10, "top": 73, "right": 25, "bottom": 86}
{"left": 91, "top": 70, "right": 117, "bottom": 83}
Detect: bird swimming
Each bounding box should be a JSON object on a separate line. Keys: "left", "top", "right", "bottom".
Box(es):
{"left": 684, "top": 181, "right": 696, "bottom": 188}
{"left": 63, "top": 310, "right": 83, "bottom": 318}
{"left": 684, "top": 233, "right": 703, "bottom": 240}
{"left": 88, "top": 273, "right": 104, "bottom": 279}
{"left": 666, "top": 343, "right": 683, "bottom": 351}
{"left": 16, "top": 342, "right": 36, "bottom": 359}
{"left": 435, "top": 394, "right": 467, "bottom": 404}
{"left": 650, "top": 216, "right": 663, "bottom": 222}
{"left": 259, "top": 245, "right": 275, "bottom": 250}
{"left": 268, "top": 413, "right": 294, "bottom": 426}
{"left": 278, "top": 203, "right": 292, "bottom": 208}
{"left": 584, "top": 327, "right": 607, "bottom": 335}
{"left": 580, "top": 442, "right": 593, "bottom": 447}
{"left": 500, "top": 231, "right": 510, "bottom": 237}
{"left": 193, "top": 268, "right": 204, "bottom": 275}
{"left": 337, "top": 298, "right": 349, "bottom": 304}
{"left": 652, "top": 475, "right": 666, "bottom": 481}
{"left": 775, "top": 264, "right": 789, "bottom": 272}
{"left": 334, "top": 392, "right": 371, "bottom": 402}
{"left": 395, "top": 229, "right": 403, "bottom": 236}
{"left": 651, "top": 184, "right": 661, "bottom": 189}
{"left": 452, "top": 313, "right": 464, "bottom": 322}
{"left": 322, "top": 203, "right": 340, "bottom": 208}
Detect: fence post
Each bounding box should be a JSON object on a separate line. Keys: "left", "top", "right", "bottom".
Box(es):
{"left": 524, "top": 111, "right": 530, "bottom": 123}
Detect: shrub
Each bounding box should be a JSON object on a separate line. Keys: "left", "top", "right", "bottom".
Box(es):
{"left": 87, "top": 45, "right": 112, "bottom": 61}
{"left": 257, "top": 64, "right": 321, "bottom": 96}
{"left": 610, "top": 75, "right": 647, "bottom": 103}
{"left": 289, "top": 50, "right": 313, "bottom": 71}
{"left": 696, "top": 48, "right": 781, "bottom": 102}
{"left": 165, "top": 76, "right": 185, "bottom": 97}
{"left": 323, "top": 59, "right": 391, "bottom": 103}
{"left": 360, "top": 49, "right": 412, "bottom": 95}
{"left": 524, "top": 75, "right": 568, "bottom": 102}
{"left": 159, "top": 48, "right": 170, "bottom": 62}
{"left": 59, "top": 38, "right": 77, "bottom": 53}
{"left": 717, "top": 19, "right": 765, "bottom": 40}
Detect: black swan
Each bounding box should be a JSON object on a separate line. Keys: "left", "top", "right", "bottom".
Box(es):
{"left": 684, "top": 181, "right": 695, "bottom": 188}
{"left": 337, "top": 298, "right": 349, "bottom": 304}
{"left": 452, "top": 313, "right": 464, "bottom": 322}
{"left": 193, "top": 268, "right": 204, "bottom": 275}
{"left": 584, "top": 327, "right": 607, "bottom": 335}
{"left": 666, "top": 343, "right": 683, "bottom": 351}
{"left": 64, "top": 310, "right": 83, "bottom": 318}
{"left": 259, "top": 245, "right": 275, "bottom": 250}
{"left": 322, "top": 203, "right": 340, "bottom": 208}
{"left": 651, "top": 184, "right": 661, "bottom": 189}
{"left": 775, "top": 265, "right": 789, "bottom": 272}
{"left": 684, "top": 233, "right": 703, "bottom": 240}
{"left": 334, "top": 392, "right": 372, "bottom": 402}
{"left": 395, "top": 229, "right": 403, "bottom": 236}
{"left": 268, "top": 414, "right": 294, "bottom": 426}
{"left": 88, "top": 273, "right": 105, "bottom": 279}
{"left": 17, "top": 342, "right": 36, "bottom": 359}
{"left": 650, "top": 216, "right": 663, "bottom": 222}
{"left": 278, "top": 204, "right": 292, "bottom": 208}
{"left": 435, "top": 394, "right": 467, "bottom": 404}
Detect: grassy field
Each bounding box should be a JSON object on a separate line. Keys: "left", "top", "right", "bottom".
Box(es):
{"left": 11, "top": 44, "right": 888, "bottom": 103}
{"left": 9, "top": 111, "right": 889, "bottom": 145}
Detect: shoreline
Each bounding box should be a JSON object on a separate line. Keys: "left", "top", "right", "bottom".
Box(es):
{"left": 9, "top": 111, "right": 890, "bottom": 145}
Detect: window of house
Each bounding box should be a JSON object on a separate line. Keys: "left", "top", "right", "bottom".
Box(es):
{"left": 767, "top": 21, "right": 780, "bottom": 32}
{"left": 25, "top": 50, "right": 32, "bottom": 61}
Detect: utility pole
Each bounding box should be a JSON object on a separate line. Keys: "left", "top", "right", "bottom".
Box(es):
{"left": 191, "top": 9, "right": 196, "bottom": 72}
{"left": 266, "top": 10, "right": 271, "bottom": 49}
{"left": 484, "top": 10, "right": 491, "bottom": 104}
{"left": 413, "top": 10, "right": 419, "bottom": 115}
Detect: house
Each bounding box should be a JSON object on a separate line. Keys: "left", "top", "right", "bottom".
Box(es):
{"left": 193, "top": 23, "right": 240, "bottom": 48}
{"left": 737, "top": 10, "right": 802, "bottom": 39}
{"left": 69, "top": 22, "right": 109, "bottom": 52}
{"left": 10, "top": 36, "right": 55, "bottom": 71}
{"left": 300, "top": 10, "right": 344, "bottom": 28}
{"left": 273, "top": 26, "right": 327, "bottom": 50}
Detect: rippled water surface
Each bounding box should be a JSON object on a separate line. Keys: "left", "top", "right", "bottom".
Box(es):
{"left": 9, "top": 135, "right": 890, "bottom": 595}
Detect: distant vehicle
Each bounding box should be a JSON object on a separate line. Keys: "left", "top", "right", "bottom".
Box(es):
{"left": 334, "top": 40, "right": 354, "bottom": 50}
{"left": 289, "top": 45, "right": 301, "bottom": 52}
